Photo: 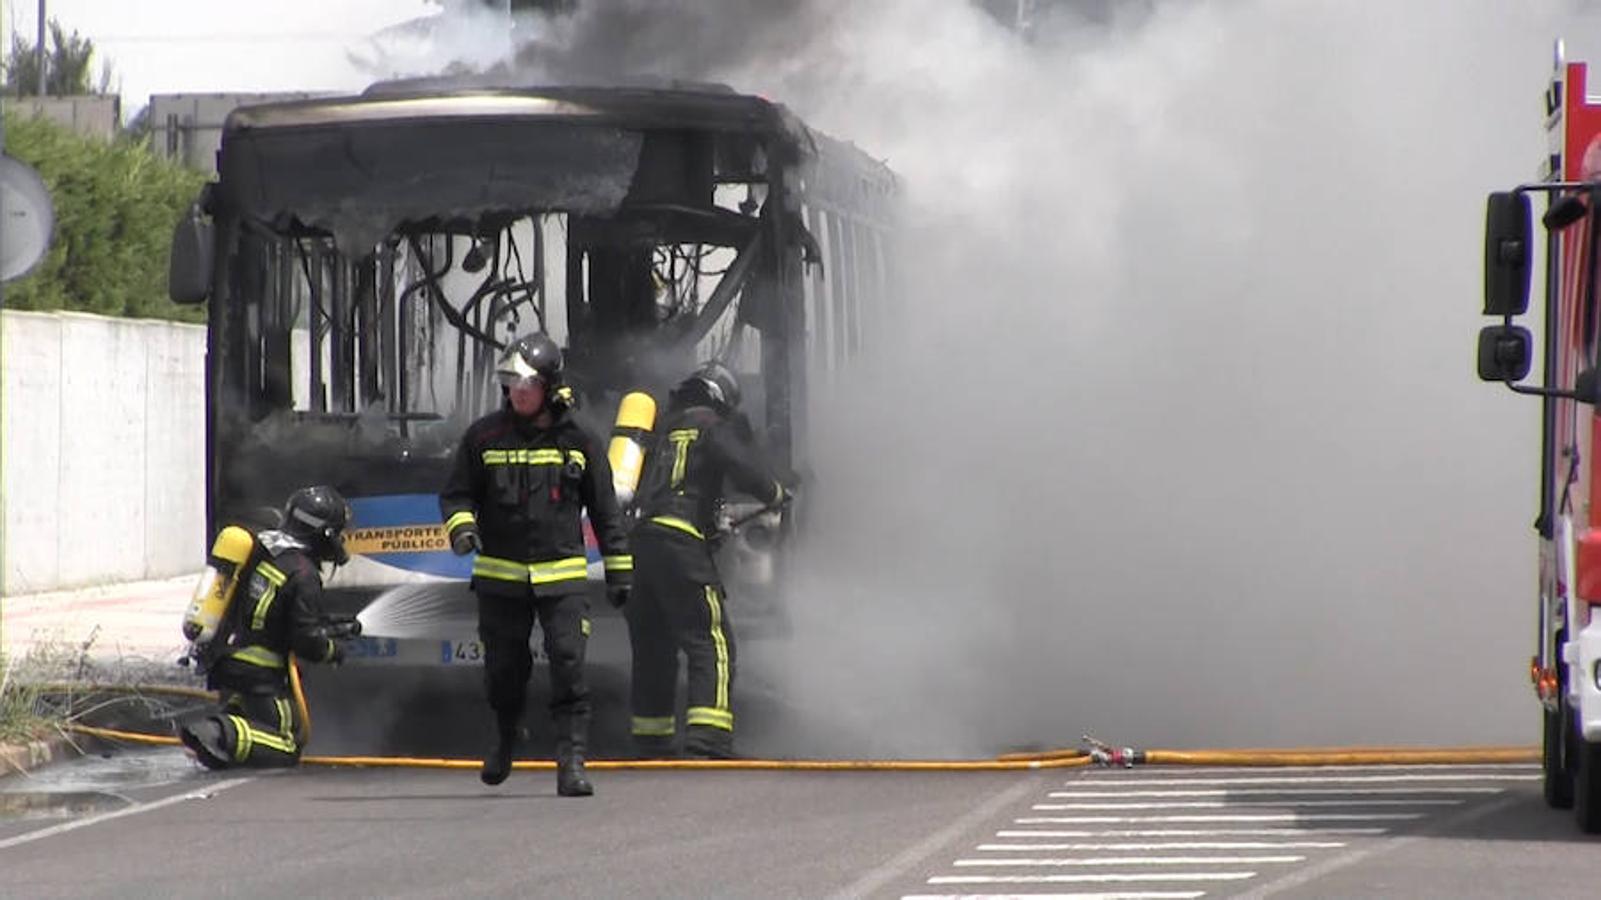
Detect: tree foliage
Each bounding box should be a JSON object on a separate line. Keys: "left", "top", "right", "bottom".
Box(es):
{"left": 2, "top": 112, "right": 209, "bottom": 323}
{"left": 3, "top": 19, "right": 113, "bottom": 96}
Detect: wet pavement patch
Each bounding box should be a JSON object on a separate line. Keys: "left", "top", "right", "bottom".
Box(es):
{"left": 0, "top": 790, "right": 131, "bottom": 820}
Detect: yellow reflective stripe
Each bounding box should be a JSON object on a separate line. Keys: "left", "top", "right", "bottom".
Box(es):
{"left": 649, "top": 516, "right": 705, "bottom": 541}
{"left": 531, "top": 556, "right": 589, "bottom": 585}
{"left": 243, "top": 726, "right": 297, "bottom": 755}
{"left": 473, "top": 555, "right": 590, "bottom": 584}
{"left": 251, "top": 562, "right": 286, "bottom": 631}
{"left": 230, "top": 646, "right": 286, "bottom": 669}
{"left": 668, "top": 429, "right": 698, "bottom": 487}
{"left": 276, "top": 698, "right": 291, "bottom": 735}
{"left": 482, "top": 448, "right": 568, "bottom": 466}
{"left": 705, "top": 585, "right": 729, "bottom": 710}
{"left": 603, "top": 554, "right": 633, "bottom": 572}
{"left": 686, "top": 706, "right": 734, "bottom": 731}
{"left": 568, "top": 450, "right": 586, "bottom": 470}
{"left": 632, "top": 716, "right": 676, "bottom": 737}
{"left": 581, "top": 618, "right": 591, "bottom": 637}
{"left": 228, "top": 715, "right": 252, "bottom": 761}
{"left": 473, "top": 555, "right": 530, "bottom": 582}
{"left": 445, "top": 511, "right": 476, "bottom": 532}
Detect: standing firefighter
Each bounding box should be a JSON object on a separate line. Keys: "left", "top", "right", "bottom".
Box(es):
{"left": 627, "top": 362, "right": 790, "bottom": 759}
{"left": 439, "top": 333, "right": 632, "bottom": 796}
{"left": 177, "top": 486, "right": 355, "bottom": 769}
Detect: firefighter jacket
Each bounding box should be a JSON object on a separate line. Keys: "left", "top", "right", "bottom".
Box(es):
{"left": 209, "top": 534, "right": 340, "bottom": 691}
{"left": 634, "top": 404, "right": 786, "bottom": 563}
{"left": 439, "top": 405, "right": 632, "bottom": 596}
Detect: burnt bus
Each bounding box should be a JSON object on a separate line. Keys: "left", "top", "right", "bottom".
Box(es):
{"left": 167, "top": 78, "right": 897, "bottom": 669}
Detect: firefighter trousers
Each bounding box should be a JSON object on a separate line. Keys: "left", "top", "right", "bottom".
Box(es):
{"left": 183, "top": 687, "right": 303, "bottom": 768}
{"left": 626, "top": 529, "right": 736, "bottom": 753}
{"left": 476, "top": 586, "right": 591, "bottom": 749}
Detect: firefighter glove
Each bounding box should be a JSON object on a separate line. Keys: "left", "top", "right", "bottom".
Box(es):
{"left": 451, "top": 530, "right": 483, "bottom": 556}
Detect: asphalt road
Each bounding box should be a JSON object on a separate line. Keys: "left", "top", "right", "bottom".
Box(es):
{"left": 2, "top": 754, "right": 1597, "bottom": 899}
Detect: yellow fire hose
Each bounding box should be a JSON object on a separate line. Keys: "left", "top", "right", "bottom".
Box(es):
{"left": 44, "top": 677, "right": 1538, "bottom": 772}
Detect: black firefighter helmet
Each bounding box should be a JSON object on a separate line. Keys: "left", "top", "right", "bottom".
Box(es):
{"left": 674, "top": 360, "right": 741, "bottom": 413}
{"left": 496, "top": 333, "right": 563, "bottom": 387}
{"left": 281, "top": 485, "right": 354, "bottom": 565}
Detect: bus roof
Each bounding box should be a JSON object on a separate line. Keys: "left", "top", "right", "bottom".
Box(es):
{"left": 223, "top": 80, "right": 807, "bottom": 145}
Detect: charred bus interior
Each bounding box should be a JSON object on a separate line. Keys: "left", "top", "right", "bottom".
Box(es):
{"left": 170, "top": 82, "right": 897, "bottom": 614}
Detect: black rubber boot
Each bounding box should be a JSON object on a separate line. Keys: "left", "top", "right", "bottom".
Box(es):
{"left": 481, "top": 727, "right": 518, "bottom": 786}
{"left": 633, "top": 734, "right": 678, "bottom": 759}
{"left": 177, "top": 716, "right": 232, "bottom": 770}
{"left": 555, "top": 715, "right": 593, "bottom": 797}
{"left": 684, "top": 725, "right": 735, "bottom": 760}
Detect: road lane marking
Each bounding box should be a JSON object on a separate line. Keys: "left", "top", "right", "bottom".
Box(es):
{"left": 829, "top": 776, "right": 1041, "bottom": 900}
{"left": 0, "top": 778, "right": 252, "bottom": 851}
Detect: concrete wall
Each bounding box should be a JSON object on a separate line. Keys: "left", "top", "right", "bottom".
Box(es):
{"left": 13, "top": 96, "right": 122, "bottom": 141}
{"left": 1, "top": 310, "right": 205, "bottom": 594}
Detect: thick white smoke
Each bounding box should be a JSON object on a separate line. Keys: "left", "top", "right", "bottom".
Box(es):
{"left": 395, "top": 0, "right": 1601, "bottom": 755}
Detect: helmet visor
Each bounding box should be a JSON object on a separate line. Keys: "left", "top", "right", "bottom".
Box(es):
{"left": 496, "top": 371, "right": 546, "bottom": 392}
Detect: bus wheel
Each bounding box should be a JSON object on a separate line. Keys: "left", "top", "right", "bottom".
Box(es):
{"left": 1575, "top": 736, "right": 1601, "bottom": 833}
{"left": 1545, "top": 704, "right": 1575, "bottom": 809}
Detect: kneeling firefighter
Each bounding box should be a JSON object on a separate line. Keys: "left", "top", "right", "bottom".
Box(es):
{"left": 627, "top": 361, "right": 790, "bottom": 759}
{"left": 177, "top": 486, "right": 356, "bottom": 769}
{"left": 439, "top": 333, "right": 632, "bottom": 796}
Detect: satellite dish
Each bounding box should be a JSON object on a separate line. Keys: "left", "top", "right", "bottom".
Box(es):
{"left": 0, "top": 153, "right": 55, "bottom": 284}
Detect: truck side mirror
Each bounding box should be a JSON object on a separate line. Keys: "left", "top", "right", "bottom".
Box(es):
{"left": 1577, "top": 368, "right": 1601, "bottom": 405}
{"left": 1484, "top": 191, "right": 1532, "bottom": 316}
{"left": 1477, "top": 324, "right": 1533, "bottom": 382}
{"left": 168, "top": 202, "right": 214, "bottom": 305}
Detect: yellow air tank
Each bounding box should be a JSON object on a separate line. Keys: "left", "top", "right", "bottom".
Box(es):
{"left": 608, "top": 391, "right": 657, "bottom": 506}
{"left": 182, "top": 525, "right": 257, "bottom": 644}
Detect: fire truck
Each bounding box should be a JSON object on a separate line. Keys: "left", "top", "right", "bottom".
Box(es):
{"left": 1478, "top": 44, "right": 1601, "bottom": 832}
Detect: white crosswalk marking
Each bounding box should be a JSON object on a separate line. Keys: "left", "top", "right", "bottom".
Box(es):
{"left": 1014, "top": 813, "right": 1425, "bottom": 823}
{"left": 976, "top": 842, "right": 1347, "bottom": 851}
{"left": 903, "top": 894, "right": 1207, "bottom": 900}
{"left": 927, "top": 873, "right": 1259, "bottom": 884}
{"left": 1045, "top": 787, "right": 1502, "bottom": 798}
{"left": 994, "top": 828, "right": 1387, "bottom": 837}
{"left": 904, "top": 893, "right": 1206, "bottom": 900}
{"left": 903, "top": 765, "right": 1528, "bottom": 900}
{"left": 1030, "top": 800, "right": 1464, "bottom": 810}
{"left": 953, "top": 856, "right": 1304, "bottom": 867}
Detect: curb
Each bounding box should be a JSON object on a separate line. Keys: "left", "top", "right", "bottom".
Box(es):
{"left": 0, "top": 733, "right": 82, "bottom": 779}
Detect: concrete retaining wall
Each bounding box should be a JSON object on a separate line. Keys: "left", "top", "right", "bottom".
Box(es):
{"left": 1, "top": 310, "right": 205, "bottom": 594}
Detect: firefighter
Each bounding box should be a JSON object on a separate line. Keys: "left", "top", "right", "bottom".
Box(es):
{"left": 439, "top": 332, "right": 632, "bottom": 796}
{"left": 627, "top": 361, "right": 790, "bottom": 759}
{"left": 176, "top": 486, "right": 353, "bottom": 769}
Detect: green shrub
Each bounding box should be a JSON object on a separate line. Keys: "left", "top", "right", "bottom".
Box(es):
{"left": 3, "top": 111, "right": 209, "bottom": 323}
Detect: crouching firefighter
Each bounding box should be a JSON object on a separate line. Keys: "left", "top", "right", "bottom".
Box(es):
{"left": 439, "top": 332, "right": 632, "bottom": 796}
{"left": 176, "top": 486, "right": 356, "bottom": 769}
{"left": 627, "top": 362, "right": 791, "bottom": 759}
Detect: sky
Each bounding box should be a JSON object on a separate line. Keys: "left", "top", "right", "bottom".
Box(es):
{"left": 3, "top": 0, "right": 439, "bottom": 114}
